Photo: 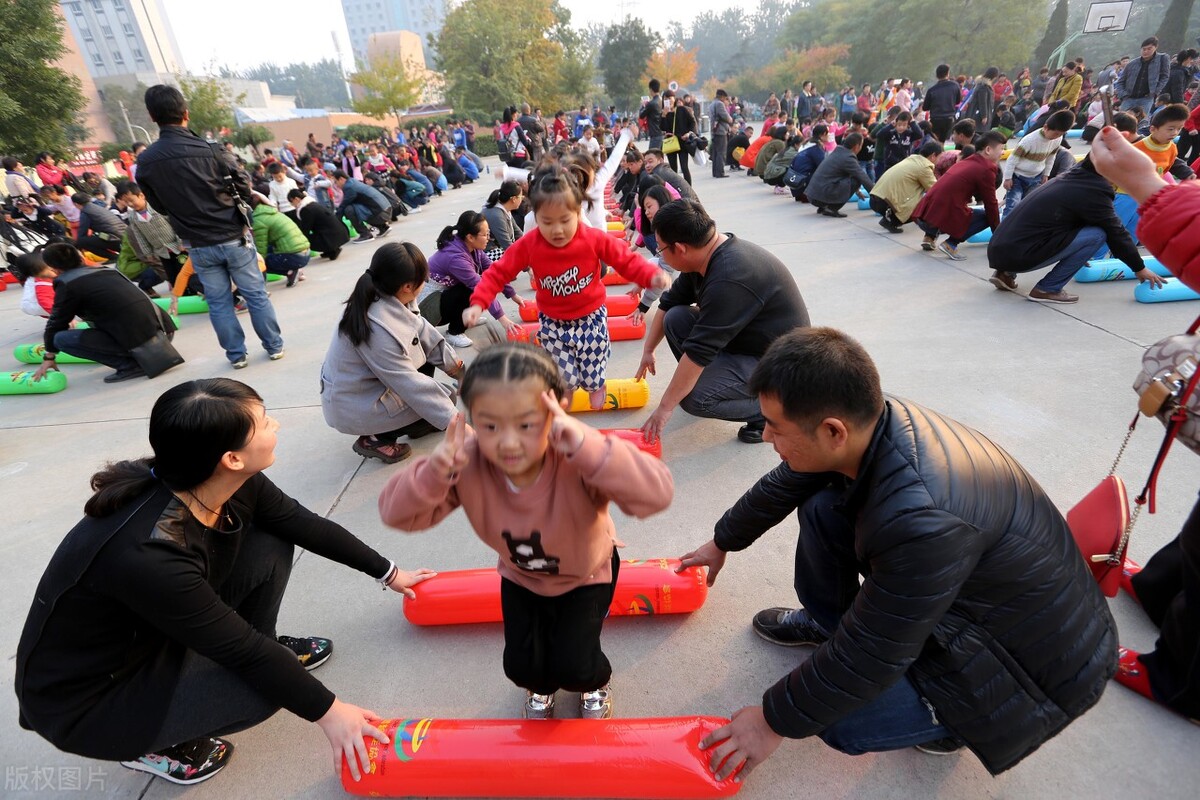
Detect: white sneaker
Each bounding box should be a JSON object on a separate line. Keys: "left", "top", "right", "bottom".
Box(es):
{"left": 524, "top": 691, "right": 555, "bottom": 719}
{"left": 580, "top": 684, "right": 613, "bottom": 719}
{"left": 445, "top": 333, "right": 473, "bottom": 348}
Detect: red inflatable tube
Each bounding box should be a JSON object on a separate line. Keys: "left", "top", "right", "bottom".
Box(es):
{"left": 507, "top": 315, "right": 645, "bottom": 344}
{"left": 343, "top": 716, "right": 741, "bottom": 798}
{"left": 599, "top": 428, "right": 662, "bottom": 458}
{"left": 602, "top": 270, "right": 631, "bottom": 286}
{"left": 1, "top": 272, "right": 17, "bottom": 284}
{"left": 403, "top": 559, "right": 708, "bottom": 625}
{"left": 518, "top": 294, "right": 638, "bottom": 322}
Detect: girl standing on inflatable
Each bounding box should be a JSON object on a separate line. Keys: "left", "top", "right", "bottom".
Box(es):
{"left": 379, "top": 344, "right": 674, "bottom": 720}
{"left": 463, "top": 165, "right": 670, "bottom": 409}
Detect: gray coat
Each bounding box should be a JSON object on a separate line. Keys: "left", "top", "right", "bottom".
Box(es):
{"left": 1116, "top": 53, "right": 1170, "bottom": 100}
{"left": 320, "top": 296, "right": 458, "bottom": 436}
{"left": 806, "top": 145, "right": 874, "bottom": 206}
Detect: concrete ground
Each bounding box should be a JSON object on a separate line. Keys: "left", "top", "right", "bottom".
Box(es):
{"left": 2, "top": 143, "right": 1199, "bottom": 800}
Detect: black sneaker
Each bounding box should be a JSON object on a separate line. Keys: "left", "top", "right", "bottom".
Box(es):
{"left": 104, "top": 366, "right": 146, "bottom": 383}
{"left": 878, "top": 217, "right": 903, "bottom": 234}
{"left": 285, "top": 270, "right": 298, "bottom": 287}
{"left": 120, "top": 737, "right": 233, "bottom": 784}
{"left": 737, "top": 421, "right": 765, "bottom": 444}
{"left": 914, "top": 737, "right": 963, "bottom": 755}
{"left": 352, "top": 232, "right": 375, "bottom": 244}
{"left": 751, "top": 607, "right": 829, "bottom": 647}
{"left": 398, "top": 417, "right": 442, "bottom": 440}
{"left": 277, "top": 635, "right": 333, "bottom": 671}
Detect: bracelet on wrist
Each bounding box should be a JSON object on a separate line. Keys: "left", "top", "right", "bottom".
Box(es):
{"left": 377, "top": 561, "right": 398, "bottom": 590}
{"left": 42, "top": 354, "right": 57, "bottom": 361}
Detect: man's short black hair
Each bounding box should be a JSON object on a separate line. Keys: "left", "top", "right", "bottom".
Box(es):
{"left": 1142, "top": 36, "right": 1159, "bottom": 48}
{"left": 622, "top": 148, "right": 643, "bottom": 163}
{"left": 144, "top": 84, "right": 187, "bottom": 126}
{"left": 650, "top": 199, "right": 715, "bottom": 248}
{"left": 1151, "top": 103, "right": 1190, "bottom": 127}
{"left": 918, "top": 141, "right": 943, "bottom": 158}
{"left": 842, "top": 132, "right": 864, "bottom": 150}
{"left": 952, "top": 119, "right": 976, "bottom": 137}
{"left": 645, "top": 148, "right": 665, "bottom": 159}
{"left": 936, "top": 64, "right": 950, "bottom": 79}
{"left": 114, "top": 181, "right": 141, "bottom": 197}
{"left": 648, "top": 78, "right": 661, "bottom": 93}
{"left": 1, "top": 156, "right": 17, "bottom": 170}
{"left": 749, "top": 327, "right": 884, "bottom": 429}
{"left": 1113, "top": 112, "right": 1139, "bottom": 134}
{"left": 978, "top": 130, "right": 1008, "bottom": 148}
{"left": 267, "top": 162, "right": 285, "bottom": 174}
{"left": 331, "top": 169, "right": 349, "bottom": 180}
{"left": 286, "top": 188, "right": 306, "bottom": 201}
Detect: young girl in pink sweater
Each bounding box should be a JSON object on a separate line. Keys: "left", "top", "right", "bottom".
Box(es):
{"left": 463, "top": 165, "right": 670, "bottom": 409}
{"left": 378, "top": 344, "right": 673, "bottom": 719}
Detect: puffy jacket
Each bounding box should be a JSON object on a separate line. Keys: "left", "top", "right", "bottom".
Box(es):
{"left": 714, "top": 397, "right": 1117, "bottom": 774}
{"left": 136, "top": 126, "right": 254, "bottom": 248}
{"left": 1137, "top": 182, "right": 1200, "bottom": 290}
{"left": 252, "top": 204, "right": 310, "bottom": 256}
{"left": 961, "top": 78, "right": 995, "bottom": 129}
{"left": 870, "top": 153, "right": 936, "bottom": 222}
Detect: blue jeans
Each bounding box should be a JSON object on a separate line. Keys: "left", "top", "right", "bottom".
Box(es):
{"left": 189, "top": 239, "right": 283, "bottom": 363}
{"left": 1002, "top": 174, "right": 1042, "bottom": 217}
{"left": 795, "top": 489, "right": 950, "bottom": 754}
{"left": 917, "top": 208, "right": 988, "bottom": 246}
{"left": 264, "top": 251, "right": 311, "bottom": 275}
{"left": 661, "top": 306, "right": 762, "bottom": 424}
{"left": 1024, "top": 225, "right": 1108, "bottom": 293}
{"left": 53, "top": 328, "right": 139, "bottom": 372}
{"left": 1120, "top": 97, "right": 1153, "bottom": 117}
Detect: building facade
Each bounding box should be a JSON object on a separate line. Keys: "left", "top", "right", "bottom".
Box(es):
{"left": 58, "top": 0, "right": 184, "bottom": 81}
{"left": 341, "top": 0, "right": 446, "bottom": 66}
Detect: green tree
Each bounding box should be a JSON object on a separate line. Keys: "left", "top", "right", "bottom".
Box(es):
{"left": 176, "top": 75, "right": 243, "bottom": 136}
{"left": 225, "top": 59, "right": 350, "bottom": 109}
{"left": 351, "top": 56, "right": 423, "bottom": 129}
{"left": 1156, "top": 0, "right": 1198, "bottom": 53}
{"left": 434, "top": 0, "right": 575, "bottom": 119}
{"left": 229, "top": 124, "right": 275, "bottom": 159}
{"left": 344, "top": 123, "right": 387, "bottom": 142}
{"left": 1034, "top": 0, "right": 1071, "bottom": 68}
{"left": 0, "top": 0, "right": 88, "bottom": 161}
{"left": 600, "top": 18, "right": 661, "bottom": 110}
{"left": 98, "top": 82, "right": 155, "bottom": 144}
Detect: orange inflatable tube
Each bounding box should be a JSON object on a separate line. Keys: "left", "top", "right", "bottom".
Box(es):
{"left": 343, "top": 716, "right": 741, "bottom": 798}
{"left": 599, "top": 428, "right": 662, "bottom": 458}
{"left": 403, "top": 559, "right": 705, "bottom": 626}
{"left": 602, "top": 271, "right": 631, "bottom": 286}
{"left": 518, "top": 294, "right": 638, "bottom": 322}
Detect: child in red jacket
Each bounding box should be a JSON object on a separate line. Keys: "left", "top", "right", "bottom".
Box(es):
{"left": 465, "top": 165, "right": 669, "bottom": 409}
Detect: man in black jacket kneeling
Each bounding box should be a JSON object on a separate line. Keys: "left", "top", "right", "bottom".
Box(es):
{"left": 681, "top": 327, "right": 1116, "bottom": 780}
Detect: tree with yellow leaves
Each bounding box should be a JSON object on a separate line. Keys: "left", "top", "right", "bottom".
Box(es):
{"left": 643, "top": 47, "right": 701, "bottom": 90}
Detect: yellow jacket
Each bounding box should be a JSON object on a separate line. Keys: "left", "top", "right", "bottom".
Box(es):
{"left": 870, "top": 153, "right": 936, "bottom": 222}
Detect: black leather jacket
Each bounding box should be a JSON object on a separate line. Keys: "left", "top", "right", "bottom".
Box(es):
{"left": 136, "top": 126, "right": 254, "bottom": 248}
{"left": 714, "top": 397, "right": 1116, "bottom": 774}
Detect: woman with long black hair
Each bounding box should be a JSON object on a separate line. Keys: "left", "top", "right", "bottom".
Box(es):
{"left": 321, "top": 241, "right": 463, "bottom": 463}
{"left": 16, "top": 378, "right": 435, "bottom": 786}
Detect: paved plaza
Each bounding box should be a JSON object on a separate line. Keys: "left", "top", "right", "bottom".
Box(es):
{"left": 2, "top": 145, "right": 1199, "bottom": 799}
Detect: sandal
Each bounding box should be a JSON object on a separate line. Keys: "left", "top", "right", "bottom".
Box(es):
{"left": 353, "top": 436, "right": 412, "bottom": 464}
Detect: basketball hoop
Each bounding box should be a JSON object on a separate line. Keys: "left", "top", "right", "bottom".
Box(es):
{"left": 1083, "top": 1, "right": 1132, "bottom": 34}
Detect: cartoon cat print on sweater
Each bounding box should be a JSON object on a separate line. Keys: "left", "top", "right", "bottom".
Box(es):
{"left": 501, "top": 530, "right": 560, "bottom": 574}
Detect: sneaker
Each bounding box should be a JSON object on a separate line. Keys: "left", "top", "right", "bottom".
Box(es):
{"left": 989, "top": 270, "right": 1019, "bottom": 293}
{"left": 397, "top": 417, "right": 442, "bottom": 440}
{"left": 446, "top": 332, "right": 473, "bottom": 348}
{"left": 352, "top": 232, "right": 375, "bottom": 244}
{"left": 1027, "top": 287, "right": 1078, "bottom": 304}
{"left": 914, "top": 737, "right": 963, "bottom": 756}
{"left": 878, "top": 217, "right": 903, "bottom": 234}
{"left": 524, "top": 691, "right": 556, "bottom": 720}
{"left": 325, "top": 248, "right": 341, "bottom": 261}
{"left": 268, "top": 350, "right": 285, "bottom": 361}
{"left": 774, "top": 186, "right": 787, "bottom": 195}
{"left": 234, "top": 299, "right": 248, "bottom": 313}
{"left": 285, "top": 270, "right": 298, "bottom": 287}
{"left": 580, "top": 684, "right": 613, "bottom": 719}
{"left": 277, "top": 635, "right": 333, "bottom": 670}
{"left": 120, "top": 737, "right": 233, "bottom": 785}
{"left": 103, "top": 366, "right": 146, "bottom": 383}
{"left": 409, "top": 206, "right": 423, "bottom": 214}
{"left": 751, "top": 607, "right": 829, "bottom": 647}
{"left": 921, "top": 236, "right": 936, "bottom": 251}
{"left": 352, "top": 435, "right": 413, "bottom": 464}
{"left": 737, "top": 421, "right": 765, "bottom": 444}
{"left": 937, "top": 242, "right": 966, "bottom": 261}
{"left": 376, "top": 224, "right": 391, "bottom": 236}
{"left": 231, "top": 356, "right": 248, "bottom": 369}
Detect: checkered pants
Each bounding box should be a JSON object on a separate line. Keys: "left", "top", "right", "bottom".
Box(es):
{"left": 538, "top": 307, "right": 610, "bottom": 393}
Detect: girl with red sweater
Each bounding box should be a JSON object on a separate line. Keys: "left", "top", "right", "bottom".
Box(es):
{"left": 465, "top": 165, "right": 670, "bottom": 409}
{"left": 379, "top": 345, "right": 674, "bottom": 719}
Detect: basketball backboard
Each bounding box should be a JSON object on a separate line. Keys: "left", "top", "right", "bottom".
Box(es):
{"left": 1084, "top": 1, "right": 1132, "bottom": 33}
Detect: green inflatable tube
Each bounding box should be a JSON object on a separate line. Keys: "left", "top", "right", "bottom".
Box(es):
{"left": 153, "top": 296, "right": 209, "bottom": 314}
{"left": 0, "top": 370, "right": 67, "bottom": 394}
{"left": 12, "top": 344, "right": 95, "bottom": 364}
{"left": 265, "top": 272, "right": 284, "bottom": 282}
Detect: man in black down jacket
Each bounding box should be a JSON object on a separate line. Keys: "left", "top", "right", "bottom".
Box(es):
{"left": 922, "top": 63, "right": 962, "bottom": 143}
{"left": 683, "top": 328, "right": 1116, "bottom": 780}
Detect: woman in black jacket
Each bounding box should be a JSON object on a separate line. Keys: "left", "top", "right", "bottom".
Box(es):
{"left": 662, "top": 90, "right": 697, "bottom": 185}
{"left": 15, "top": 378, "right": 434, "bottom": 786}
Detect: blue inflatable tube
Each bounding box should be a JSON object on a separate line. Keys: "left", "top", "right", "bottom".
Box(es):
{"left": 1135, "top": 277, "right": 1200, "bottom": 303}
{"left": 1075, "top": 257, "right": 1174, "bottom": 283}
{"left": 857, "top": 196, "right": 872, "bottom": 210}
{"left": 1065, "top": 128, "right": 1083, "bottom": 139}
{"left": 966, "top": 228, "right": 992, "bottom": 244}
